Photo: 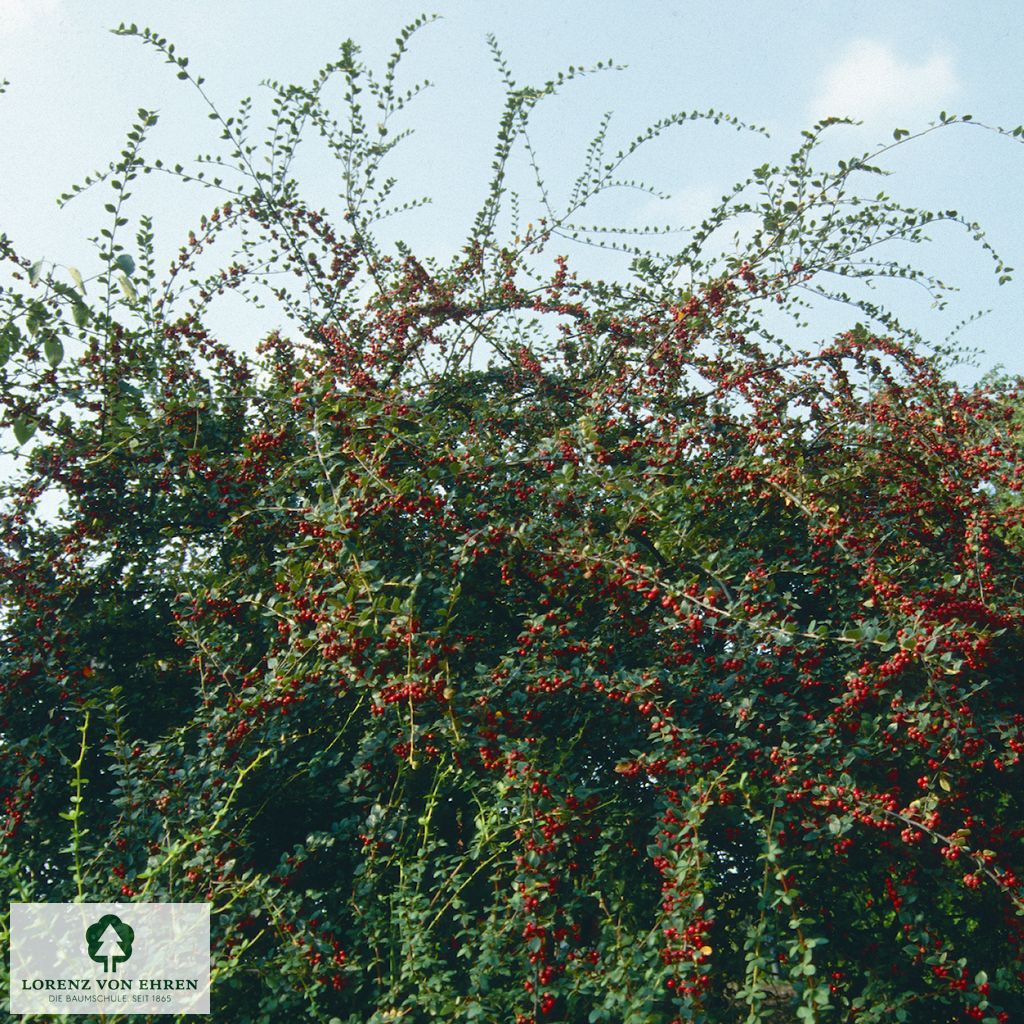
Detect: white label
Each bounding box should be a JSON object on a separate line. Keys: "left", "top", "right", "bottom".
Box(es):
{"left": 9, "top": 903, "right": 210, "bottom": 1015}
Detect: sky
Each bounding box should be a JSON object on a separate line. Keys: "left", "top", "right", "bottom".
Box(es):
{"left": 1, "top": 0, "right": 1023, "bottom": 382}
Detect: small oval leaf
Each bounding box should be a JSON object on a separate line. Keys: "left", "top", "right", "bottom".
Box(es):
{"left": 43, "top": 333, "right": 64, "bottom": 367}
{"left": 72, "top": 301, "right": 91, "bottom": 327}
{"left": 13, "top": 415, "right": 36, "bottom": 445}
{"left": 26, "top": 301, "right": 46, "bottom": 336}
{"left": 118, "top": 273, "right": 138, "bottom": 304}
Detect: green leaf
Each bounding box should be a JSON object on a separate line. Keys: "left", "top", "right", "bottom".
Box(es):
{"left": 28, "top": 261, "right": 43, "bottom": 285}
{"left": 114, "top": 253, "right": 136, "bottom": 276}
{"left": 0, "top": 322, "right": 20, "bottom": 365}
{"left": 72, "top": 301, "right": 91, "bottom": 327}
{"left": 26, "top": 301, "right": 46, "bottom": 336}
{"left": 68, "top": 266, "right": 86, "bottom": 295}
{"left": 43, "top": 333, "right": 64, "bottom": 367}
{"left": 13, "top": 415, "right": 36, "bottom": 445}
{"left": 118, "top": 273, "right": 138, "bottom": 304}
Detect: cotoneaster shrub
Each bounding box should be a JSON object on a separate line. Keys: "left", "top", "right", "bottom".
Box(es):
{"left": 2, "top": 19, "right": 1024, "bottom": 1024}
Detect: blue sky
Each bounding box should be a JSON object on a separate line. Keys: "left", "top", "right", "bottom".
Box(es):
{"left": 1, "top": 1, "right": 1022, "bottom": 379}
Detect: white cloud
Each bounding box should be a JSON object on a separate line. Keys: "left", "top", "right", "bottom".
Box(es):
{"left": 0, "top": 0, "right": 58, "bottom": 32}
{"left": 809, "top": 40, "right": 958, "bottom": 124}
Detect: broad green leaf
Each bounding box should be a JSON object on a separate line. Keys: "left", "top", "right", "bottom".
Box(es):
{"left": 72, "top": 301, "right": 91, "bottom": 327}
{"left": 13, "top": 415, "right": 36, "bottom": 445}
{"left": 68, "top": 266, "right": 86, "bottom": 295}
{"left": 114, "top": 253, "right": 136, "bottom": 276}
{"left": 28, "top": 261, "right": 43, "bottom": 285}
{"left": 26, "top": 300, "right": 46, "bottom": 336}
{"left": 43, "top": 333, "right": 64, "bottom": 367}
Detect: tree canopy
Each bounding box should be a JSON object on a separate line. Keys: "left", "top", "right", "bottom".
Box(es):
{"left": 2, "top": 19, "right": 1024, "bottom": 1024}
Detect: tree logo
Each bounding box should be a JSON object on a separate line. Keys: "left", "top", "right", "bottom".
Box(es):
{"left": 85, "top": 914, "right": 135, "bottom": 973}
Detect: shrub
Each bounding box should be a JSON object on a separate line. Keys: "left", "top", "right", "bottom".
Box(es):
{"left": 2, "top": 20, "right": 1024, "bottom": 1023}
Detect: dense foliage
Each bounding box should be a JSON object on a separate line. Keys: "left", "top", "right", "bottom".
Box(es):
{"left": 2, "top": 20, "right": 1024, "bottom": 1024}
